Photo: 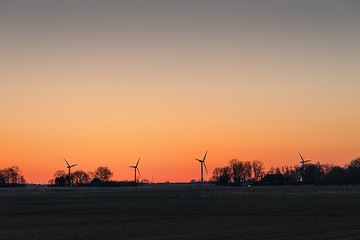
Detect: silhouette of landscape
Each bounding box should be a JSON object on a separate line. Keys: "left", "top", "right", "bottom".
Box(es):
{"left": 1, "top": 156, "right": 360, "bottom": 239}
{"left": 2, "top": 155, "right": 360, "bottom": 187}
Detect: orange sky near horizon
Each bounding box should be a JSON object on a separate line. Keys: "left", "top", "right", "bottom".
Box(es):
{"left": 1, "top": 1, "right": 360, "bottom": 183}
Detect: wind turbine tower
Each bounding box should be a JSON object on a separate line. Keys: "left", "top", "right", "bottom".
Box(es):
{"left": 129, "top": 158, "right": 141, "bottom": 183}
{"left": 298, "top": 152, "right": 311, "bottom": 182}
{"left": 195, "top": 151, "right": 208, "bottom": 183}
{"left": 64, "top": 158, "right": 78, "bottom": 187}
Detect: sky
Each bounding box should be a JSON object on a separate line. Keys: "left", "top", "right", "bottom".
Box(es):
{"left": 1, "top": 0, "right": 360, "bottom": 184}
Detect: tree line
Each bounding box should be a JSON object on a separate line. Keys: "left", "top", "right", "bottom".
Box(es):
{"left": 0, "top": 166, "right": 26, "bottom": 187}
{"left": 2, "top": 157, "right": 360, "bottom": 187}
{"left": 48, "top": 166, "right": 114, "bottom": 186}
{"left": 211, "top": 157, "right": 360, "bottom": 185}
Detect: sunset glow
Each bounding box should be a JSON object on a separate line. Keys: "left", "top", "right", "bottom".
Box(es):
{"left": 1, "top": 1, "right": 360, "bottom": 183}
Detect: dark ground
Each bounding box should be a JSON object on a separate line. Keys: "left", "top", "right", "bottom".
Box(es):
{"left": 0, "top": 185, "right": 360, "bottom": 240}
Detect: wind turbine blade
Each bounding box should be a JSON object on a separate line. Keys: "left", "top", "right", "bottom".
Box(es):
{"left": 298, "top": 152, "right": 304, "bottom": 162}
{"left": 195, "top": 159, "right": 202, "bottom": 162}
{"left": 70, "top": 164, "right": 78, "bottom": 168}
{"left": 136, "top": 158, "right": 140, "bottom": 167}
{"left": 64, "top": 158, "right": 70, "bottom": 167}
{"left": 137, "top": 168, "right": 141, "bottom": 177}
{"left": 304, "top": 160, "right": 311, "bottom": 163}
{"left": 129, "top": 166, "right": 135, "bottom": 168}
{"left": 203, "top": 151, "right": 208, "bottom": 161}
{"left": 204, "top": 162, "right": 208, "bottom": 175}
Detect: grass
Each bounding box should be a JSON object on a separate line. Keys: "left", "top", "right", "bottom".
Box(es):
{"left": 0, "top": 185, "right": 360, "bottom": 240}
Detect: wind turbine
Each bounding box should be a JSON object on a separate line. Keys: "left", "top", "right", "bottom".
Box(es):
{"left": 298, "top": 152, "right": 311, "bottom": 167}
{"left": 64, "top": 158, "right": 78, "bottom": 187}
{"left": 195, "top": 151, "right": 208, "bottom": 183}
{"left": 129, "top": 158, "right": 141, "bottom": 183}
{"left": 298, "top": 152, "right": 311, "bottom": 182}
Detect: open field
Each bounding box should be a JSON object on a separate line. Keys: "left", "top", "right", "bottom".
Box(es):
{"left": 1, "top": 185, "right": 360, "bottom": 240}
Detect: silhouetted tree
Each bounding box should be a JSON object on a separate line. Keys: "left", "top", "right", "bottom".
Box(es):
{"left": 347, "top": 157, "right": 360, "bottom": 184}
{"left": 324, "top": 165, "right": 348, "bottom": 185}
{"left": 211, "top": 166, "right": 231, "bottom": 185}
{"left": 55, "top": 175, "right": 67, "bottom": 186}
{"left": 94, "top": 166, "right": 113, "bottom": 182}
{"left": 302, "top": 162, "right": 324, "bottom": 185}
{"left": 53, "top": 170, "right": 67, "bottom": 179}
{"left": 0, "top": 169, "right": 7, "bottom": 186}
{"left": 229, "top": 159, "right": 252, "bottom": 184}
{"left": 72, "top": 170, "right": 90, "bottom": 185}
{"left": 348, "top": 158, "right": 360, "bottom": 168}
{"left": 267, "top": 167, "right": 281, "bottom": 175}
{"left": 87, "top": 171, "right": 95, "bottom": 180}
{"left": 252, "top": 160, "right": 265, "bottom": 181}
{"left": 50, "top": 170, "right": 68, "bottom": 187}
{"left": 90, "top": 177, "right": 102, "bottom": 186}
{"left": 281, "top": 166, "right": 300, "bottom": 183}
{"left": 243, "top": 161, "right": 253, "bottom": 182}
{"left": 229, "top": 159, "right": 243, "bottom": 183}
{"left": 211, "top": 156, "right": 360, "bottom": 186}
{"left": 1, "top": 166, "right": 26, "bottom": 186}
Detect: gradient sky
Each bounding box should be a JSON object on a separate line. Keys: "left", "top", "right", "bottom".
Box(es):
{"left": 1, "top": 0, "right": 360, "bottom": 183}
